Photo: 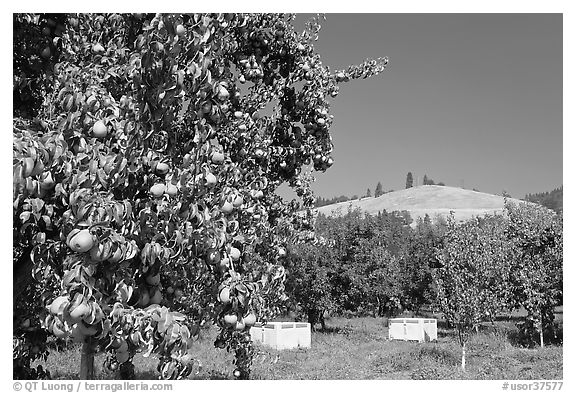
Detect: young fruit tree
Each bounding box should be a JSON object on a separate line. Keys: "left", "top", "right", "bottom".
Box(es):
{"left": 504, "top": 201, "right": 563, "bottom": 348}
{"left": 433, "top": 214, "right": 513, "bottom": 371}
{"left": 13, "top": 13, "right": 388, "bottom": 379}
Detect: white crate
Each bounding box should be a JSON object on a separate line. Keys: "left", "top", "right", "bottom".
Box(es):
{"left": 388, "top": 318, "right": 437, "bottom": 342}
{"left": 249, "top": 322, "right": 311, "bottom": 350}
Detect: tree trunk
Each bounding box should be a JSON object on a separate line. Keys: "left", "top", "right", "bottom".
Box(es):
{"left": 13, "top": 250, "right": 34, "bottom": 309}
{"left": 539, "top": 315, "right": 544, "bottom": 348}
{"left": 461, "top": 342, "right": 466, "bottom": 371}
{"left": 234, "top": 344, "right": 252, "bottom": 380}
{"left": 307, "top": 310, "right": 317, "bottom": 332}
{"left": 80, "top": 339, "right": 96, "bottom": 379}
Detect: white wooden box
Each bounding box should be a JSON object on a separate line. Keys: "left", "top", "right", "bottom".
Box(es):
{"left": 250, "top": 322, "right": 311, "bottom": 350}
{"left": 388, "top": 318, "right": 437, "bottom": 342}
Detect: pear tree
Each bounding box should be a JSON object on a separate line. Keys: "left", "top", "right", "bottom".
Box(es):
{"left": 13, "top": 13, "right": 388, "bottom": 379}
{"left": 433, "top": 214, "right": 513, "bottom": 371}
{"left": 504, "top": 201, "right": 563, "bottom": 347}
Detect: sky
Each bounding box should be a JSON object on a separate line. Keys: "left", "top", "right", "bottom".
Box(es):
{"left": 287, "top": 13, "right": 562, "bottom": 200}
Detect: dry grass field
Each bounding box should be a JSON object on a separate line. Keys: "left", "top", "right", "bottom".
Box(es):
{"left": 314, "top": 185, "right": 532, "bottom": 224}
{"left": 34, "top": 309, "right": 562, "bottom": 380}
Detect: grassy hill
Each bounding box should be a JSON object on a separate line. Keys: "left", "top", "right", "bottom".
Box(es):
{"left": 314, "top": 185, "right": 529, "bottom": 224}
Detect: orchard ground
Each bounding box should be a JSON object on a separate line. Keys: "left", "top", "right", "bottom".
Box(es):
{"left": 34, "top": 307, "right": 562, "bottom": 380}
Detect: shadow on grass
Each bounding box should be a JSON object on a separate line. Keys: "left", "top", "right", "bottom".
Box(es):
{"left": 494, "top": 315, "right": 526, "bottom": 323}
{"left": 316, "top": 325, "right": 353, "bottom": 336}
{"left": 506, "top": 324, "right": 563, "bottom": 348}
{"left": 134, "top": 370, "right": 158, "bottom": 380}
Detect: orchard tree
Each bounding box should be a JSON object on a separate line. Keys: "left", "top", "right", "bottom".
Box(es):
{"left": 312, "top": 207, "right": 367, "bottom": 313}
{"left": 361, "top": 246, "right": 403, "bottom": 317}
{"left": 13, "top": 13, "right": 388, "bottom": 379}
{"left": 433, "top": 214, "right": 513, "bottom": 371}
{"left": 399, "top": 215, "right": 440, "bottom": 315}
{"left": 504, "top": 201, "right": 563, "bottom": 347}
{"left": 283, "top": 242, "right": 337, "bottom": 330}
{"left": 314, "top": 207, "right": 410, "bottom": 316}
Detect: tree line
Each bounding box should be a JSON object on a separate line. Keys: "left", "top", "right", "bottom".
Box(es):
{"left": 524, "top": 186, "right": 563, "bottom": 215}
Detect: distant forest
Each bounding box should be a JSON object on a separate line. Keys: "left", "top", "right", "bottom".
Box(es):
{"left": 315, "top": 195, "right": 357, "bottom": 208}
{"left": 524, "top": 186, "right": 563, "bottom": 215}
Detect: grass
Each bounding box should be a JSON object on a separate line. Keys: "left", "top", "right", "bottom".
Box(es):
{"left": 315, "top": 185, "right": 531, "bottom": 224}
{"left": 33, "top": 312, "right": 563, "bottom": 380}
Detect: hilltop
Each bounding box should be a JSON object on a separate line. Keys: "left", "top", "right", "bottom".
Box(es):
{"left": 314, "top": 185, "right": 530, "bottom": 223}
